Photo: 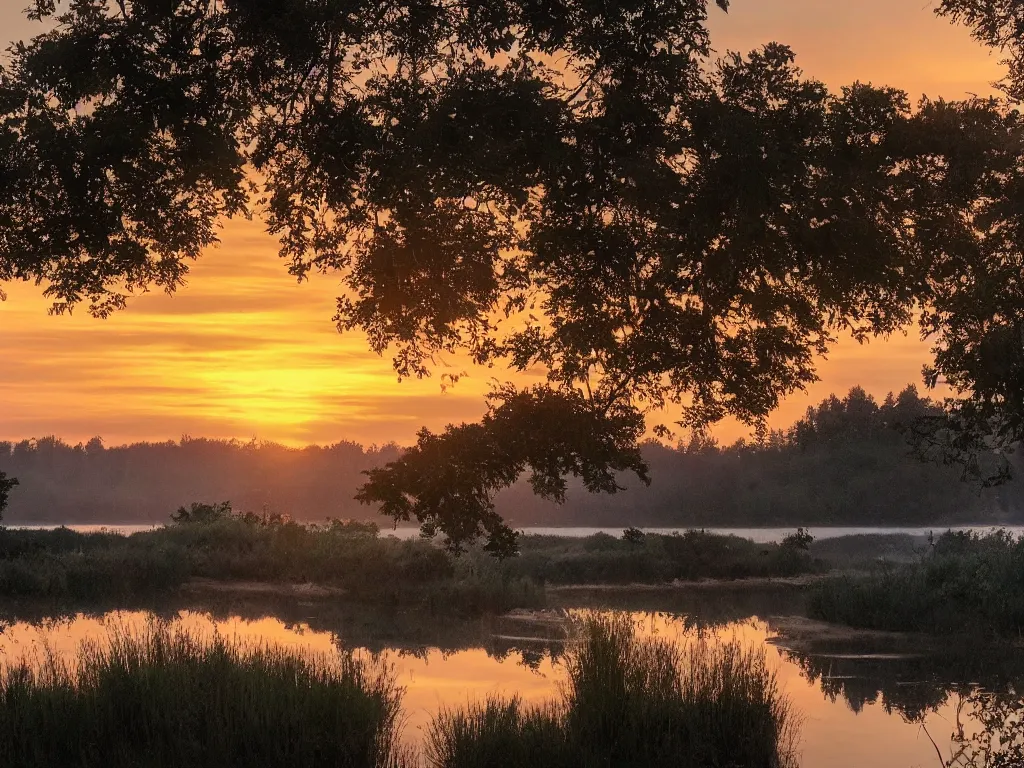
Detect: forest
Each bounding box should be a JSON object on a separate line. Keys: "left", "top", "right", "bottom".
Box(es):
{"left": 2, "top": 385, "right": 1017, "bottom": 528}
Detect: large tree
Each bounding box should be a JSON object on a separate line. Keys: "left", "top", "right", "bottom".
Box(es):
{"left": 1, "top": 0, "right": 1021, "bottom": 553}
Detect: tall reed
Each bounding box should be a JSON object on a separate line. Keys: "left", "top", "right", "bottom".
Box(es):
{"left": 426, "top": 613, "right": 799, "bottom": 768}
{"left": 0, "top": 621, "right": 408, "bottom": 768}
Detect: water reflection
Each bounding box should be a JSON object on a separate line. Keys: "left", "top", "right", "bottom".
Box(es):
{"left": 936, "top": 689, "right": 1024, "bottom": 768}
{"left": 766, "top": 617, "right": 1024, "bottom": 767}
{"left": 0, "top": 595, "right": 1021, "bottom": 768}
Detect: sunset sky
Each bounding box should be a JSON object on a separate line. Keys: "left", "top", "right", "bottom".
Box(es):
{"left": 0, "top": 1, "right": 1005, "bottom": 448}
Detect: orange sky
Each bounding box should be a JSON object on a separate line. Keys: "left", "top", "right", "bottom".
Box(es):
{"left": 0, "top": 1, "right": 1005, "bottom": 447}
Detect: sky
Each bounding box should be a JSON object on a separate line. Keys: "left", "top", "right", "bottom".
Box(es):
{"left": 0, "top": 1, "right": 1006, "bottom": 448}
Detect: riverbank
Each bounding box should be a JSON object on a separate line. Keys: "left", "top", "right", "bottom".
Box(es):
{"left": 9, "top": 521, "right": 1022, "bottom": 543}
{"left": 0, "top": 513, "right": 936, "bottom": 615}
{"left": 809, "top": 529, "right": 1024, "bottom": 639}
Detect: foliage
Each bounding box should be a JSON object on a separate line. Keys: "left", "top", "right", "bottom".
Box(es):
{"left": 426, "top": 698, "right": 568, "bottom": 768}
{"left": 0, "top": 471, "right": 16, "bottom": 522}
{"left": 171, "top": 500, "right": 234, "bottom": 525}
{"left": 0, "top": 517, "right": 541, "bottom": 613}
{"left": 781, "top": 528, "right": 813, "bottom": 551}
{"left": 0, "top": 386, "right": 1016, "bottom": 531}
{"left": 0, "top": 612, "right": 800, "bottom": 768}
{"left": 426, "top": 613, "right": 798, "bottom": 768}
{"left": 808, "top": 530, "right": 1024, "bottom": 637}
{"left": 621, "top": 526, "right": 645, "bottom": 546}
{"left": 0, "top": 522, "right": 935, "bottom": 610}
{"left": 0, "top": 621, "right": 407, "bottom": 768}
{"left": 0, "top": 436, "right": 400, "bottom": 525}
{"left": 938, "top": 1, "right": 1024, "bottom": 100}
{"left": 943, "top": 691, "right": 1024, "bottom": 768}
{"left": 357, "top": 386, "right": 647, "bottom": 556}
{"left": 502, "top": 530, "right": 821, "bottom": 586}
{"left": 3, "top": 3, "right": 1024, "bottom": 550}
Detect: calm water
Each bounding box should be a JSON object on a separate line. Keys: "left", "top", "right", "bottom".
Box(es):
{"left": 11, "top": 522, "right": 1024, "bottom": 543}
{"left": 0, "top": 596, "right": 1011, "bottom": 768}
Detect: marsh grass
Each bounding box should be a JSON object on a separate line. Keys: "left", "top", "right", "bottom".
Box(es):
{"left": 809, "top": 530, "right": 1024, "bottom": 636}
{"left": 0, "top": 521, "right": 923, "bottom": 614}
{"left": 426, "top": 698, "right": 569, "bottom": 768}
{"left": 0, "top": 522, "right": 541, "bottom": 613}
{"left": 0, "top": 621, "right": 409, "bottom": 768}
{"left": 426, "top": 614, "right": 799, "bottom": 768}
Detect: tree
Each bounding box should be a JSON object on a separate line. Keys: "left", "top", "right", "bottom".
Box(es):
{"left": 0, "top": 471, "right": 17, "bottom": 522}
{"left": 171, "top": 500, "right": 233, "bottom": 525}
{"left": 2, "top": 1, "right": 1023, "bottom": 554}
{"left": 939, "top": 0, "right": 1024, "bottom": 101}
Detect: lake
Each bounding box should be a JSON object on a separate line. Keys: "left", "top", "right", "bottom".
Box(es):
{"left": 10, "top": 522, "right": 1024, "bottom": 544}
{"left": 0, "top": 590, "right": 1013, "bottom": 768}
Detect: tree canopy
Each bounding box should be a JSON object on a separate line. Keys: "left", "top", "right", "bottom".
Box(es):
{"left": 0, "top": 472, "right": 16, "bottom": 521}
{"left": 1, "top": 387, "right": 1017, "bottom": 528}
{"left": 2, "top": 0, "right": 1023, "bottom": 553}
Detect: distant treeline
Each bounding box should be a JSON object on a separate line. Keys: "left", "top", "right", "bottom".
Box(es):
{"left": 1, "top": 386, "right": 1019, "bottom": 527}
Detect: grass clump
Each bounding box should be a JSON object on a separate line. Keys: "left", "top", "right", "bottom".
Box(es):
{"left": 426, "top": 614, "right": 798, "bottom": 768}
{"left": 0, "top": 621, "right": 408, "bottom": 768}
{"left": 426, "top": 698, "right": 568, "bottom": 768}
{"left": 808, "top": 529, "right": 1024, "bottom": 637}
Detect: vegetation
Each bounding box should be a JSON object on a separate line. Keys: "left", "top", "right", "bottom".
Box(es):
{"left": 0, "top": 495, "right": 950, "bottom": 608}
{"left": 0, "top": 436, "right": 399, "bottom": 525}
{"left": 0, "top": 472, "right": 14, "bottom": 522}
{"left": 0, "top": 621, "right": 407, "bottom": 768}
{"left": 941, "top": 690, "right": 1024, "bottom": 768}
{"left": 1, "top": 388, "right": 1017, "bottom": 532}
{"left": 0, "top": 511, "right": 541, "bottom": 613}
{"left": 781, "top": 631, "right": 1024, "bottom": 724}
{"left": 2, "top": 2, "right": 1023, "bottom": 551}
{"left": 508, "top": 530, "right": 821, "bottom": 585}
{"left": 508, "top": 385, "right": 1019, "bottom": 529}
{"left": 425, "top": 613, "right": 797, "bottom": 768}
{"left": 0, "top": 612, "right": 798, "bottom": 767}
{"left": 808, "top": 530, "right": 1024, "bottom": 637}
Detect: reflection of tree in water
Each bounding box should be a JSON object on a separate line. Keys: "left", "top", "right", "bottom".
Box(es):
{"left": 0, "top": 591, "right": 815, "bottom": 681}
{"left": 0, "top": 596, "right": 571, "bottom": 672}
{"left": 783, "top": 650, "right": 961, "bottom": 720}
{"left": 554, "top": 583, "right": 807, "bottom": 626}
{"left": 780, "top": 641, "right": 1024, "bottom": 767}
{"left": 928, "top": 690, "right": 1024, "bottom": 768}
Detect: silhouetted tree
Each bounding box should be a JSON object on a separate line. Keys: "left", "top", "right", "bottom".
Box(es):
{"left": 171, "top": 501, "right": 234, "bottom": 525}
{"left": 0, "top": 388, "right": 1016, "bottom": 528}
{"left": 0, "top": 471, "right": 16, "bottom": 522}
{"left": 3, "top": 1, "right": 1024, "bottom": 552}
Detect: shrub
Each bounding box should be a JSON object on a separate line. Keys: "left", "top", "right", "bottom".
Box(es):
{"left": 170, "top": 501, "right": 234, "bottom": 525}
{"left": 781, "top": 528, "right": 814, "bottom": 551}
